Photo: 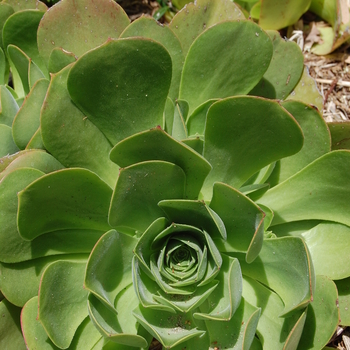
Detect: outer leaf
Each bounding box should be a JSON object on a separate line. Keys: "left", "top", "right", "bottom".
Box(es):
{"left": 298, "top": 275, "right": 339, "bottom": 350}
{"left": 0, "top": 124, "right": 19, "bottom": 157}
{"left": 37, "top": 0, "right": 129, "bottom": 63}
{"left": 259, "top": 0, "right": 312, "bottom": 30}
{"left": 259, "top": 150, "right": 350, "bottom": 227}
{"left": 41, "top": 64, "right": 119, "bottom": 188}
{"left": 120, "top": 16, "right": 184, "bottom": 102}
{"left": 87, "top": 292, "right": 148, "bottom": 348}
{"left": 2, "top": 0, "right": 47, "bottom": 12}
{"left": 335, "top": 277, "right": 350, "bottom": 326}
{"left": 18, "top": 168, "right": 112, "bottom": 240}
{"left": 0, "top": 299, "right": 26, "bottom": 350}
{"left": 239, "top": 237, "right": 315, "bottom": 316}
{"left": 0, "top": 3, "right": 14, "bottom": 49}
{"left": 242, "top": 276, "right": 306, "bottom": 350}
{"left": 110, "top": 127, "right": 211, "bottom": 199}
{"left": 133, "top": 306, "right": 205, "bottom": 349}
{"left": 180, "top": 21, "right": 273, "bottom": 114}
{"left": 169, "top": 0, "right": 244, "bottom": 55}
{"left": 209, "top": 182, "right": 265, "bottom": 262}
{"left": 201, "top": 96, "right": 303, "bottom": 198}
{"left": 302, "top": 222, "right": 350, "bottom": 280}
{"left": 48, "top": 47, "right": 76, "bottom": 74}
{"left": 3, "top": 9, "right": 47, "bottom": 75}
{"left": 67, "top": 38, "right": 172, "bottom": 145}
{"left": 0, "top": 84, "right": 19, "bottom": 126}
{"left": 249, "top": 30, "right": 304, "bottom": 99}
{"left": 12, "top": 79, "right": 49, "bottom": 149}
{"left": 85, "top": 230, "right": 137, "bottom": 310}
{"left": 328, "top": 121, "right": 350, "bottom": 150}
{"left": 109, "top": 161, "right": 186, "bottom": 235}
{"left": 38, "top": 260, "right": 89, "bottom": 349}
{"left": 22, "top": 297, "right": 102, "bottom": 350}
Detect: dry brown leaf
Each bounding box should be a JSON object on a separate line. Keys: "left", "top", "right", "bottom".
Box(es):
{"left": 305, "top": 22, "right": 324, "bottom": 47}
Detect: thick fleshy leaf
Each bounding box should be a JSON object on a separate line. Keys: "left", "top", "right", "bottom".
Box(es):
{"left": 201, "top": 96, "right": 303, "bottom": 199}
{"left": 169, "top": 0, "right": 244, "bottom": 56}
{"left": 0, "top": 254, "right": 86, "bottom": 307}
{"left": 335, "top": 278, "right": 350, "bottom": 326}
{"left": 258, "top": 0, "right": 312, "bottom": 30}
{"left": 18, "top": 168, "right": 112, "bottom": 240}
{"left": 210, "top": 182, "right": 265, "bottom": 262}
{"left": 120, "top": 16, "right": 184, "bottom": 102}
{"left": 298, "top": 275, "right": 339, "bottom": 350}
{"left": 38, "top": 260, "right": 89, "bottom": 349}
{"left": 48, "top": 47, "right": 76, "bottom": 74}
{"left": 109, "top": 161, "right": 185, "bottom": 235}
{"left": 133, "top": 306, "right": 205, "bottom": 349}
{"left": 2, "top": 0, "right": 47, "bottom": 12}
{"left": 0, "top": 299, "right": 26, "bottom": 349}
{"left": 22, "top": 297, "right": 102, "bottom": 350}
{"left": 249, "top": 30, "right": 304, "bottom": 99}
{"left": 0, "top": 124, "right": 19, "bottom": 156}
{"left": 259, "top": 150, "right": 350, "bottom": 227}
{"left": 3, "top": 9, "right": 47, "bottom": 75}
{"left": 67, "top": 38, "right": 172, "bottom": 145}
{"left": 286, "top": 67, "right": 323, "bottom": 114}
{"left": 0, "top": 48, "right": 7, "bottom": 85}
{"left": 172, "top": 99, "right": 188, "bottom": 140}
{"left": 88, "top": 292, "right": 148, "bottom": 348}
{"left": 110, "top": 127, "right": 211, "bottom": 199}
{"left": 194, "top": 255, "right": 242, "bottom": 321}
{"left": 302, "top": 222, "right": 350, "bottom": 280}
{"left": 239, "top": 236, "right": 315, "bottom": 316}
{"left": 180, "top": 21, "right": 273, "bottom": 114}
{"left": 201, "top": 297, "right": 261, "bottom": 350}
{"left": 12, "top": 79, "right": 49, "bottom": 149}
{"left": 242, "top": 276, "right": 306, "bottom": 350}
{"left": 41, "top": 64, "right": 119, "bottom": 188}
{"left": 0, "top": 84, "right": 19, "bottom": 126}
{"left": 37, "top": 0, "right": 129, "bottom": 64}
{"left": 272, "top": 100, "right": 331, "bottom": 183}
{"left": 270, "top": 220, "right": 321, "bottom": 238}
{"left": 328, "top": 121, "right": 350, "bottom": 150}
{"left": 0, "top": 149, "right": 64, "bottom": 180}
{"left": 85, "top": 230, "right": 137, "bottom": 310}
{"left": 158, "top": 199, "right": 226, "bottom": 240}
{"left": 0, "top": 3, "right": 14, "bottom": 49}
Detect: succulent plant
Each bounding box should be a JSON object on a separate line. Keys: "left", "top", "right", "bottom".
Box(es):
{"left": 0, "top": 0, "right": 350, "bottom": 349}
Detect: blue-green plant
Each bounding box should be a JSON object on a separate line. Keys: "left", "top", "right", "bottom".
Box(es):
{"left": 0, "top": 0, "right": 349, "bottom": 349}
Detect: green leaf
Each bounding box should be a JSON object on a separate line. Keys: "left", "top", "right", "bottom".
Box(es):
{"left": 37, "top": 0, "right": 129, "bottom": 64}
{"left": 109, "top": 161, "right": 186, "bottom": 235}
{"left": 38, "top": 260, "right": 89, "bottom": 349}
{"left": 249, "top": 30, "right": 304, "bottom": 99}
{"left": 0, "top": 124, "right": 19, "bottom": 157}
{"left": 209, "top": 182, "right": 265, "bottom": 262}
{"left": 0, "top": 3, "right": 14, "bottom": 49}
{"left": 169, "top": 0, "right": 244, "bottom": 56}
{"left": 180, "top": 21, "right": 273, "bottom": 114}
{"left": 110, "top": 127, "right": 211, "bottom": 199}
{"left": 328, "top": 121, "right": 350, "bottom": 150}
{"left": 158, "top": 199, "right": 226, "bottom": 240}
{"left": 239, "top": 236, "right": 315, "bottom": 317}
{"left": 120, "top": 16, "right": 184, "bottom": 102}
{"left": 18, "top": 168, "right": 112, "bottom": 240}
{"left": 85, "top": 230, "right": 137, "bottom": 310}
{"left": 172, "top": 99, "right": 188, "bottom": 140}
{"left": 0, "top": 84, "right": 19, "bottom": 126}
{"left": 286, "top": 67, "right": 323, "bottom": 114}
{"left": 88, "top": 292, "right": 148, "bottom": 348}
{"left": 2, "top": 0, "right": 47, "bottom": 12}
{"left": 201, "top": 96, "right": 303, "bottom": 198}
{"left": 194, "top": 255, "right": 242, "bottom": 321}
{"left": 259, "top": 150, "right": 350, "bottom": 227}
{"left": 302, "top": 222, "right": 350, "bottom": 280}
{"left": 335, "top": 277, "right": 350, "bottom": 326}
{"left": 0, "top": 48, "right": 8, "bottom": 85}
{"left": 0, "top": 254, "right": 86, "bottom": 307}
{"left": 242, "top": 276, "right": 306, "bottom": 350}
{"left": 22, "top": 297, "right": 103, "bottom": 350}
{"left": 67, "top": 38, "right": 172, "bottom": 145}
{"left": 203, "top": 297, "right": 261, "bottom": 350}
{"left": 133, "top": 306, "right": 205, "bottom": 349}
{"left": 258, "top": 0, "right": 312, "bottom": 30}
{"left": 298, "top": 275, "right": 339, "bottom": 350}
{"left": 41, "top": 64, "right": 119, "bottom": 188}
{"left": 12, "top": 79, "right": 49, "bottom": 149}
{"left": 48, "top": 47, "right": 76, "bottom": 74}
{"left": 3, "top": 9, "right": 47, "bottom": 75}
{"left": 0, "top": 299, "right": 26, "bottom": 350}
